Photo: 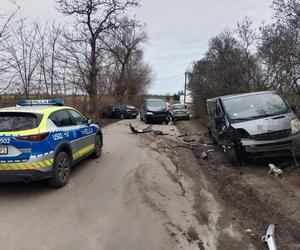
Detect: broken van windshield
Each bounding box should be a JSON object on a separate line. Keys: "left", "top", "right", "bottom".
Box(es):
{"left": 222, "top": 93, "right": 290, "bottom": 121}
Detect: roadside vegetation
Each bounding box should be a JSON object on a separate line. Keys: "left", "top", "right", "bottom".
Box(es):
{"left": 0, "top": 0, "right": 152, "bottom": 118}
{"left": 189, "top": 0, "right": 300, "bottom": 117}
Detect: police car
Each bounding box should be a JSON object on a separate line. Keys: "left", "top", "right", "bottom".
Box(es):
{"left": 0, "top": 99, "right": 103, "bottom": 187}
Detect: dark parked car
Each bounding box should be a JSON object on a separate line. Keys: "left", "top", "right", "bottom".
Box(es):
{"left": 103, "top": 104, "right": 138, "bottom": 119}
{"left": 169, "top": 103, "right": 190, "bottom": 121}
{"left": 140, "top": 99, "right": 169, "bottom": 124}
{"left": 207, "top": 91, "right": 300, "bottom": 165}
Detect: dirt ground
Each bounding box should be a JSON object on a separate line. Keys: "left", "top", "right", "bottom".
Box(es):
{"left": 173, "top": 119, "right": 300, "bottom": 250}
{"left": 1, "top": 118, "right": 299, "bottom": 249}
{"left": 130, "top": 123, "right": 253, "bottom": 249}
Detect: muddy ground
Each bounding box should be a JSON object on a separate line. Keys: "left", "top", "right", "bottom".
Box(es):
{"left": 171, "top": 120, "right": 300, "bottom": 250}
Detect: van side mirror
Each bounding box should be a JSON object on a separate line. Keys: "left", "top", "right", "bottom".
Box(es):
{"left": 291, "top": 105, "right": 297, "bottom": 113}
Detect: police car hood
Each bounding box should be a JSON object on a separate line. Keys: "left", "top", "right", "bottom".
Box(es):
{"left": 231, "top": 113, "right": 294, "bottom": 136}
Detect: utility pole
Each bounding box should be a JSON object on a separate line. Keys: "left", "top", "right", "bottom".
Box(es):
{"left": 184, "top": 71, "right": 188, "bottom": 104}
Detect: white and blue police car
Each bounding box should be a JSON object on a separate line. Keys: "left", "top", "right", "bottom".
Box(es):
{"left": 0, "top": 99, "right": 103, "bottom": 187}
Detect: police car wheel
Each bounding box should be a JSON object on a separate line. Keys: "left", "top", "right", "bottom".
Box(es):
{"left": 48, "top": 151, "right": 71, "bottom": 188}
{"left": 92, "top": 134, "right": 102, "bottom": 158}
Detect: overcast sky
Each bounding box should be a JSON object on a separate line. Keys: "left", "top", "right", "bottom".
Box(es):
{"left": 2, "top": 0, "right": 274, "bottom": 95}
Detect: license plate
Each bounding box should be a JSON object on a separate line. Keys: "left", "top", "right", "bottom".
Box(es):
{"left": 0, "top": 146, "right": 8, "bottom": 155}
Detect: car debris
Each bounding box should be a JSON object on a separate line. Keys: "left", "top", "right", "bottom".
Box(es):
{"left": 201, "top": 151, "right": 208, "bottom": 160}
{"left": 206, "top": 149, "right": 216, "bottom": 153}
{"left": 262, "top": 224, "right": 277, "bottom": 250}
{"left": 129, "top": 123, "right": 168, "bottom": 135}
{"left": 130, "top": 123, "right": 153, "bottom": 133}
{"left": 268, "top": 164, "right": 283, "bottom": 178}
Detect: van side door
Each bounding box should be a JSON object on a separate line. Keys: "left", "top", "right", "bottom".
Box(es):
{"left": 212, "top": 100, "right": 226, "bottom": 140}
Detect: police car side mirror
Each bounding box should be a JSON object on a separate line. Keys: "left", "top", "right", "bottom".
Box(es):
{"left": 291, "top": 105, "right": 297, "bottom": 113}
{"left": 87, "top": 119, "right": 93, "bottom": 126}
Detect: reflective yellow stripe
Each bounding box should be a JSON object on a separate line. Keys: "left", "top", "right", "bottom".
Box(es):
{"left": 44, "top": 160, "right": 52, "bottom": 167}
{"left": 32, "top": 162, "right": 40, "bottom": 169}
{"left": 38, "top": 161, "right": 46, "bottom": 168}
{"left": 25, "top": 163, "right": 33, "bottom": 169}
{"left": 73, "top": 144, "right": 95, "bottom": 160}
{"left": 11, "top": 164, "right": 19, "bottom": 170}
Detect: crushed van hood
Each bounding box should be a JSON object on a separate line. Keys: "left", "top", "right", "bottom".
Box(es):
{"left": 231, "top": 113, "right": 294, "bottom": 136}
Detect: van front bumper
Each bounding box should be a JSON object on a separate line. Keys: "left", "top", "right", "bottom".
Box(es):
{"left": 146, "top": 113, "right": 169, "bottom": 123}
{"left": 241, "top": 132, "right": 300, "bottom": 154}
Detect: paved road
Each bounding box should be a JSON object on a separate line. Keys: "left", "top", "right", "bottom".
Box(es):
{"left": 0, "top": 120, "right": 252, "bottom": 250}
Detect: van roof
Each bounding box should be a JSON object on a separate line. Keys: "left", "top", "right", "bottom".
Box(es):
{"left": 146, "top": 99, "right": 165, "bottom": 102}
{"left": 207, "top": 91, "right": 277, "bottom": 102}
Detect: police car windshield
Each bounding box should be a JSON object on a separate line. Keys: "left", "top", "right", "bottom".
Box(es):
{"left": 222, "top": 92, "right": 290, "bottom": 121}
{"left": 0, "top": 112, "right": 40, "bottom": 132}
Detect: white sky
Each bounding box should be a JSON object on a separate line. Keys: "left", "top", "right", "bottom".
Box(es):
{"left": 2, "top": 0, "right": 274, "bottom": 95}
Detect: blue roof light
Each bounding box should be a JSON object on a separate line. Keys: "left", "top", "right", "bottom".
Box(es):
{"left": 17, "top": 99, "right": 64, "bottom": 106}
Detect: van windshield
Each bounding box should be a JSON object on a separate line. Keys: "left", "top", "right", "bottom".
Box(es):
{"left": 222, "top": 92, "right": 290, "bottom": 121}
{"left": 147, "top": 100, "right": 166, "bottom": 109}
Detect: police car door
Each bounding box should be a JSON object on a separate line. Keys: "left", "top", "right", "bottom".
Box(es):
{"left": 67, "top": 110, "right": 96, "bottom": 159}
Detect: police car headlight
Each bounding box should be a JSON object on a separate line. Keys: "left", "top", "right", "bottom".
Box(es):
{"left": 291, "top": 119, "right": 300, "bottom": 134}
{"left": 147, "top": 112, "right": 153, "bottom": 115}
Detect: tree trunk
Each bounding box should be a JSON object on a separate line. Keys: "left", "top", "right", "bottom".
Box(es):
{"left": 89, "top": 40, "right": 98, "bottom": 115}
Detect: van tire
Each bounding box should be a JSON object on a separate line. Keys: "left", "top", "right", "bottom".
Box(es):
{"left": 48, "top": 151, "right": 71, "bottom": 188}
{"left": 227, "top": 146, "right": 247, "bottom": 167}
{"left": 145, "top": 117, "right": 149, "bottom": 124}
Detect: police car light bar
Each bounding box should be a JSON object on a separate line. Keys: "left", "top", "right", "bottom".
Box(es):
{"left": 17, "top": 99, "right": 64, "bottom": 106}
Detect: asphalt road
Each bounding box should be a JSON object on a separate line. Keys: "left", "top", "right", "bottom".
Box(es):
{"left": 0, "top": 120, "right": 253, "bottom": 250}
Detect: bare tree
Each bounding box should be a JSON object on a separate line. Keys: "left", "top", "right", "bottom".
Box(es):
{"left": 56, "top": 0, "right": 139, "bottom": 113}
{"left": 0, "top": 0, "right": 19, "bottom": 40}
{"left": 2, "top": 20, "right": 40, "bottom": 98}
{"left": 37, "top": 22, "right": 63, "bottom": 96}
{"left": 102, "top": 18, "right": 147, "bottom": 98}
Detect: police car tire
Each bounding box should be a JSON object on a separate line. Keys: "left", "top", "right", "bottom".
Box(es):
{"left": 48, "top": 151, "right": 71, "bottom": 188}
{"left": 92, "top": 134, "right": 102, "bottom": 159}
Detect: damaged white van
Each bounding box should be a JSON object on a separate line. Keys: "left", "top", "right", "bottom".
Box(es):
{"left": 207, "top": 91, "right": 300, "bottom": 164}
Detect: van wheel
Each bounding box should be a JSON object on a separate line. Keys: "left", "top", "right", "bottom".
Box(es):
{"left": 227, "top": 146, "right": 247, "bottom": 167}
{"left": 209, "top": 130, "right": 217, "bottom": 145}
{"left": 48, "top": 151, "right": 71, "bottom": 188}
{"left": 120, "top": 114, "right": 125, "bottom": 119}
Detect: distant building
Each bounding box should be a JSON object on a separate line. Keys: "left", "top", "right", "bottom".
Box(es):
{"left": 180, "top": 92, "right": 193, "bottom": 104}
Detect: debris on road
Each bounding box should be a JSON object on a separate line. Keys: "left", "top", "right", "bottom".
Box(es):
{"left": 130, "top": 123, "right": 153, "bottom": 134}
{"left": 268, "top": 164, "right": 283, "bottom": 178}
{"left": 206, "top": 149, "right": 216, "bottom": 153}
{"left": 201, "top": 151, "right": 208, "bottom": 160}
{"left": 129, "top": 123, "right": 168, "bottom": 136}
{"left": 153, "top": 130, "right": 169, "bottom": 136}
{"left": 183, "top": 138, "right": 196, "bottom": 143}
{"left": 262, "top": 224, "right": 277, "bottom": 250}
